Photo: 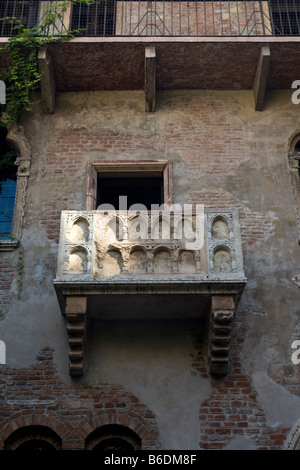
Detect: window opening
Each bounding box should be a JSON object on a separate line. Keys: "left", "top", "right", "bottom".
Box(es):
{"left": 270, "top": 0, "right": 300, "bottom": 36}
{"left": 16, "top": 439, "right": 56, "bottom": 451}
{"left": 71, "top": 0, "right": 116, "bottom": 37}
{"left": 97, "top": 174, "right": 164, "bottom": 210}
{"left": 294, "top": 140, "right": 300, "bottom": 152}
{"left": 85, "top": 424, "right": 142, "bottom": 450}
{"left": 4, "top": 425, "right": 62, "bottom": 450}
{"left": 0, "top": 1, "right": 39, "bottom": 36}
{"left": 93, "top": 437, "right": 134, "bottom": 451}
{"left": 0, "top": 127, "right": 18, "bottom": 239}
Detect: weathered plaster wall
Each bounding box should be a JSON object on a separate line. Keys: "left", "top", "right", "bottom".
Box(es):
{"left": 1, "top": 89, "right": 300, "bottom": 449}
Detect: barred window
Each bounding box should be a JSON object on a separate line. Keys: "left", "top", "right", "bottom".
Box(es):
{"left": 270, "top": 0, "right": 300, "bottom": 36}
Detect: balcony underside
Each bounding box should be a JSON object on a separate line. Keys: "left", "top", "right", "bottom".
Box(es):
{"left": 1, "top": 37, "right": 300, "bottom": 92}
{"left": 54, "top": 279, "right": 246, "bottom": 377}
{"left": 42, "top": 38, "right": 300, "bottom": 91}
{"left": 54, "top": 278, "right": 247, "bottom": 320}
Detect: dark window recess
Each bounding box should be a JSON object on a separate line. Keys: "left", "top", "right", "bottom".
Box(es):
{"left": 85, "top": 424, "right": 141, "bottom": 450}
{"left": 93, "top": 438, "right": 134, "bottom": 451}
{"left": 97, "top": 176, "right": 163, "bottom": 210}
{"left": 71, "top": 0, "right": 116, "bottom": 36}
{"left": 16, "top": 440, "right": 56, "bottom": 451}
{"left": 0, "top": 1, "right": 39, "bottom": 36}
{"left": 270, "top": 0, "right": 300, "bottom": 36}
{"left": 0, "top": 127, "right": 18, "bottom": 239}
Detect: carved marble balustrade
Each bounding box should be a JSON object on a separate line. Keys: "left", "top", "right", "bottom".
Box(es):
{"left": 55, "top": 209, "right": 245, "bottom": 282}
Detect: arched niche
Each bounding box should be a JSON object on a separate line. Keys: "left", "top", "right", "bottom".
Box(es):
{"left": 211, "top": 216, "right": 230, "bottom": 240}
{"left": 69, "top": 217, "right": 90, "bottom": 243}
{"left": 128, "top": 214, "right": 148, "bottom": 241}
{"left": 153, "top": 247, "right": 172, "bottom": 274}
{"left": 107, "top": 215, "right": 125, "bottom": 241}
{"left": 151, "top": 214, "right": 171, "bottom": 241}
{"left": 213, "top": 246, "right": 232, "bottom": 272}
{"left": 128, "top": 247, "right": 147, "bottom": 274}
{"left": 178, "top": 250, "right": 196, "bottom": 273}
{"left": 102, "top": 249, "right": 123, "bottom": 277}
{"left": 174, "top": 216, "right": 195, "bottom": 241}
{"left": 68, "top": 247, "right": 88, "bottom": 274}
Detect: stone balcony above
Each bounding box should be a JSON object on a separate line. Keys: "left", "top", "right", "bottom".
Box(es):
{"left": 55, "top": 208, "right": 246, "bottom": 284}
{"left": 54, "top": 208, "right": 247, "bottom": 377}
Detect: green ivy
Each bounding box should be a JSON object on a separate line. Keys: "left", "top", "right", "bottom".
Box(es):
{"left": 0, "top": 0, "right": 95, "bottom": 127}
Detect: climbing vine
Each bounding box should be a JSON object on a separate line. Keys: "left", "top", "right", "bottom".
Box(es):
{"left": 0, "top": 0, "right": 95, "bottom": 127}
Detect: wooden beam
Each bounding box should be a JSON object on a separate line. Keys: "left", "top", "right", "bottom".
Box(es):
{"left": 38, "top": 46, "right": 56, "bottom": 114}
{"left": 145, "top": 46, "right": 156, "bottom": 113}
{"left": 253, "top": 45, "right": 270, "bottom": 112}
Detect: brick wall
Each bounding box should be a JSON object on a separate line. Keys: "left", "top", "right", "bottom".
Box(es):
{"left": 0, "top": 255, "right": 16, "bottom": 320}
{"left": 189, "top": 190, "right": 274, "bottom": 250}
{"left": 0, "top": 323, "right": 290, "bottom": 450}
{"left": 0, "top": 90, "right": 297, "bottom": 449}
{"left": 191, "top": 318, "right": 289, "bottom": 450}
{"left": 0, "top": 348, "right": 159, "bottom": 450}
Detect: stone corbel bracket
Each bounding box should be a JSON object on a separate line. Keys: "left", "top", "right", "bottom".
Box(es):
{"left": 65, "top": 296, "right": 88, "bottom": 377}
{"left": 207, "top": 295, "right": 236, "bottom": 376}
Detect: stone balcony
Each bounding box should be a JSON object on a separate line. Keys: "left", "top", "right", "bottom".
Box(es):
{"left": 54, "top": 208, "right": 246, "bottom": 283}
{"left": 54, "top": 208, "right": 246, "bottom": 377}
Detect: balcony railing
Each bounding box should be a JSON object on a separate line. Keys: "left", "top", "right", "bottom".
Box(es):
{"left": 55, "top": 209, "right": 246, "bottom": 283}
{"left": 0, "top": 0, "right": 299, "bottom": 38}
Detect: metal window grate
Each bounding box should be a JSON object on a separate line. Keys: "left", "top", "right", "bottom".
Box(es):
{"left": 0, "top": 1, "right": 299, "bottom": 37}
{"left": 269, "top": 0, "right": 300, "bottom": 35}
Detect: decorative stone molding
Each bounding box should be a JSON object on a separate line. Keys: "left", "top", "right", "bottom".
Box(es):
{"left": 283, "top": 417, "right": 300, "bottom": 450}
{"left": 6, "top": 125, "right": 31, "bottom": 176}
{"left": 288, "top": 151, "right": 300, "bottom": 169}
{"left": 54, "top": 209, "right": 246, "bottom": 377}
{"left": 55, "top": 209, "right": 245, "bottom": 282}
{"left": 287, "top": 135, "right": 300, "bottom": 243}
{"left": 292, "top": 274, "right": 300, "bottom": 288}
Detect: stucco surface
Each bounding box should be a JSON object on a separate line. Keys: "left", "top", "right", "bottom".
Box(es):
{"left": 1, "top": 89, "right": 300, "bottom": 449}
